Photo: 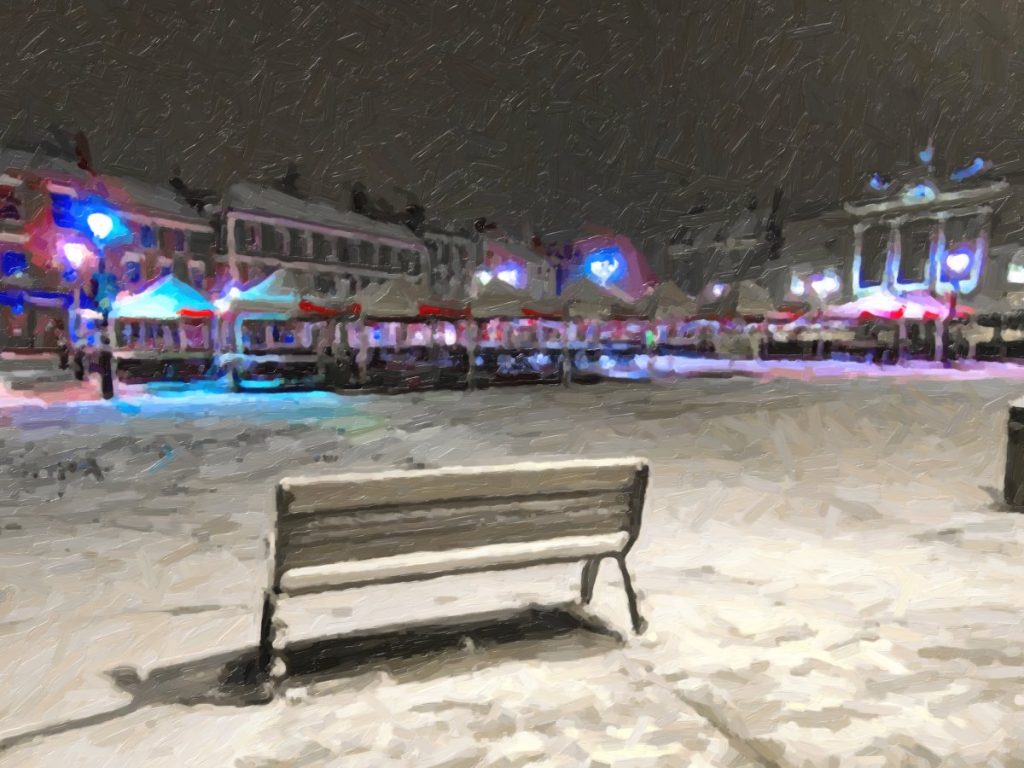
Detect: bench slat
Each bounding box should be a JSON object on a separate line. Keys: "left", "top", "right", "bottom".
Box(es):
{"left": 280, "top": 462, "right": 643, "bottom": 516}
{"left": 277, "top": 489, "right": 630, "bottom": 539}
{"left": 278, "top": 532, "right": 631, "bottom": 593}
{"left": 279, "top": 508, "right": 627, "bottom": 573}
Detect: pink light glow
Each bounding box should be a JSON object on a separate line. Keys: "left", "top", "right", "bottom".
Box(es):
{"left": 62, "top": 242, "right": 90, "bottom": 267}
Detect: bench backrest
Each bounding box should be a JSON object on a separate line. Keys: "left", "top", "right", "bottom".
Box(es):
{"left": 272, "top": 457, "right": 649, "bottom": 589}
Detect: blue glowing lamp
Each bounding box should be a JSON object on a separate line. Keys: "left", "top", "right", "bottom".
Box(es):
{"left": 86, "top": 212, "right": 114, "bottom": 240}
{"left": 584, "top": 247, "right": 625, "bottom": 287}
{"left": 73, "top": 196, "right": 130, "bottom": 246}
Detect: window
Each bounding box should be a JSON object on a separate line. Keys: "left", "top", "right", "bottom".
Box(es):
{"left": 340, "top": 239, "right": 360, "bottom": 265}
{"left": 378, "top": 245, "right": 393, "bottom": 271}
{"left": 261, "top": 223, "right": 282, "bottom": 255}
{"left": 140, "top": 225, "right": 156, "bottom": 248}
{"left": 1, "top": 250, "right": 27, "bottom": 277}
{"left": 312, "top": 233, "right": 331, "bottom": 262}
{"left": 50, "top": 193, "right": 75, "bottom": 228}
{"left": 402, "top": 250, "right": 421, "bottom": 276}
{"left": 188, "top": 260, "right": 206, "bottom": 289}
{"left": 359, "top": 241, "right": 375, "bottom": 267}
{"left": 122, "top": 257, "right": 142, "bottom": 283}
{"left": 189, "top": 231, "right": 214, "bottom": 257}
{"left": 0, "top": 187, "right": 22, "bottom": 220}
{"left": 859, "top": 227, "right": 889, "bottom": 288}
{"left": 898, "top": 223, "right": 932, "bottom": 285}
{"left": 1008, "top": 260, "right": 1024, "bottom": 284}
{"left": 157, "top": 257, "right": 173, "bottom": 277}
{"left": 289, "top": 228, "right": 307, "bottom": 260}
{"left": 173, "top": 229, "right": 186, "bottom": 253}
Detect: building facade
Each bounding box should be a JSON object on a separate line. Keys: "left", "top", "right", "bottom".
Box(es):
{"left": 1, "top": 150, "right": 217, "bottom": 349}
{"left": 221, "top": 182, "right": 431, "bottom": 300}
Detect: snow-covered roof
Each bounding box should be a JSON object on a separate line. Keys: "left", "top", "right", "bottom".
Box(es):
{"left": 100, "top": 174, "right": 207, "bottom": 223}
{"left": 355, "top": 278, "right": 429, "bottom": 320}
{"left": 471, "top": 279, "right": 531, "bottom": 319}
{"left": 219, "top": 269, "right": 357, "bottom": 318}
{"left": 560, "top": 279, "right": 639, "bottom": 319}
{"left": 223, "top": 181, "right": 425, "bottom": 249}
{"left": 636, "top": 281, "right": 697, "bottom": 320}
{"left": 0, "top": 147, "right": 87, "bottom": 180}
{"left": 735, "top": 281, "right": 775, "bottom": 315}
{"left": 110, "top": 275, "right": 216, "bottom": 321}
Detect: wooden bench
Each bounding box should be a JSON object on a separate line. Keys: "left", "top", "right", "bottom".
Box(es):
{"left": 258, "top": 457, "right": 650, "bottom": 687}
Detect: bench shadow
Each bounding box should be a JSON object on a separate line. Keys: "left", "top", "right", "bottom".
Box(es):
{"left": 282, "top": 602, "right": 623, "bottom": 690}
{"left": 0, "top": 604, "right": 621, "bottom": 753}
{"left": 981, "top": 485, "right": 1024, "bottom": 514}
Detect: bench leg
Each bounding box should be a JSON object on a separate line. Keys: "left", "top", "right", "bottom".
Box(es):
{"left": 580, "top": 557, "right": 602, "bottom": 604}
{"left": 615, "top": 555, "right": 647, "bottom": 634}
{"left": 257, "top": 590, "right": 288, "bottom": 694}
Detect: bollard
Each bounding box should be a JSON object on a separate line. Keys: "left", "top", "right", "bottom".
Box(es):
{"left": 1004, "top": 398, "right": 1024, "bottom": 505}
{"left": 98, "top": 337, "right": 114, "bottom": 400}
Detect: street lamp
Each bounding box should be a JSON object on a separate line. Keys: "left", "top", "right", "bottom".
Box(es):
{"left": 939, "top": 245, "right": 975, "bottom": 363}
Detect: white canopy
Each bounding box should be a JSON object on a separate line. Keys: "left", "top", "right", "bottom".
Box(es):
{"left": 217, "top": 270, "right": 356, "bottom": 318}
{"left": 735, "top": 281, "right": 775, "bottom": 317}
{"left": 355, "top": 279, "right": 465, "bottom": 321}
{"left": 636, "top": 281, "right": 697, "bottom": 321}
{"left": 110, "top": 275, "right": 215, "bottom": 321}
{"left": 560, "top": 279, "right": 638, "bottom": 320}
{"left": 471, "top": 279, "right": 532, "bottom": 319}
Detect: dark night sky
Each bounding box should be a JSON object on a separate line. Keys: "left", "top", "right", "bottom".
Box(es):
{"left": 2, "top": 0, "right": 1023, "bottom": 253}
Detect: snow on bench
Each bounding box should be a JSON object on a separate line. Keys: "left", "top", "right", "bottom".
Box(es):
{"left": 258, "top": 457, "right": 650, "bottom": 688}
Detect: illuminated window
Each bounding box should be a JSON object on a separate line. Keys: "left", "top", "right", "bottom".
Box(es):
{"left": 859, "top": 227, "right": 888, "bottom": 288}
{"left": 50, "top": 193, "right": 75, "bottom": 228}
{"left": 140, "top": 225, "right": 156, "bottom": 248}
{"left": 1, "top": 250, "right": 27, "bottom": 277}
{"left": 123, "top": 258, "right": 142, "bottom": 283}
{"left": 898, "top": 223, "right": 932, "bottom": 284}
{"left": 1008, "top": 262, "right": 1024, "bottom": 284}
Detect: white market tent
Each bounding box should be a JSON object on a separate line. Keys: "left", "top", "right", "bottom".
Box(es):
{"left": 217, "top": 270, "right": 357, "bottom": 319}
{"left": 636, "top": 281, "right": 697, "bottom": 321}
{"left": 110, "top": 275, "right": 215, "bottom": 321}
{"left": 560, "top": 279, "right": 638, "bottom": 320}
{"left": 355, "top": 279, "right": 428, "bottom": 321}
{"left": 471, "top": 279, "right": 532, "bottom": 319}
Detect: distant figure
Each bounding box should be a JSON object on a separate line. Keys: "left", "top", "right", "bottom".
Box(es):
{"left": 98, "top": 336, "right": 114, "bottom": 400}
{"left": 73, "top": 341, "right": 87, "bottom": 381}
{"left": 56, "top": 326, "right": 70, "bottom": 370}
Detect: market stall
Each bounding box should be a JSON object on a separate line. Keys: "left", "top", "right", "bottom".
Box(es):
{"left": 109, "top": 275, "right": 217, "bottom": 383}
{"left": 635, "top": 282, "right": 700, "bottom": 356}
{"left": 215, "top": 270, "right": 359, "bottom": 391}
{"left": 559, "top": 279, "right": 636, "bottom": 382}
{"left": 822, "top": 292, "right": 906, "bottom": 363}
{"left": 469, "top": 279, "right": 562, "bottom": 387}
{"left": 355, "top": 280, "right": 469, "bottom": 391}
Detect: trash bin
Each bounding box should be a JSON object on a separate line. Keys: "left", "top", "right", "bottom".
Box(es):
{"left": 1004, "top": 397, "right": 1024, "bottom": 505}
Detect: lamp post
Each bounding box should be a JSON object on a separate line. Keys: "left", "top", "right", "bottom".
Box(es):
{"left": 85, "top": 211, "right": 116, "bottom": 398}
{"left": 941, "top": 247, "right": 973, "bottom": 364}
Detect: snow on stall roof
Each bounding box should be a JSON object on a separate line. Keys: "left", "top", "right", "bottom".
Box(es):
{"left": 222, "top": 269, "right": 358, "bottom": 317}
{"left": 471, "top": 278, "right": 532, "bottom": 319}
{"left": 221, "top": 270, "right": 300, "bottom": 315}
{"left": 636, "top": 281, "right": 697, "bottom": 320}
{"left": 735, "top": 281, "right": 775, "bottom": 315}
{"left": 110, "top": 275, "right": 215, "bottom": 321}
{"left": 223, "top": 181, "right": 425, "bottom": 248}
{"left": 354, "top": 278, "right": 429, "bottom": 319}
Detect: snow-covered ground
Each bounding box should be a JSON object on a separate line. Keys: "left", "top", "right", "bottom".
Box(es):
{"left": 1, "top": 376, "right": 1023, "bottom": 766}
